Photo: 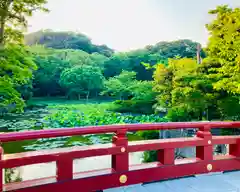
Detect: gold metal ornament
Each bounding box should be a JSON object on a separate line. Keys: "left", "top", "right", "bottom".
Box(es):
{"left": 121, "top": 147, "right": 126, "bottom": 153}
{"left": 119, "top": 175, "right": 127, "bottom": 184}
{"left": 207, "top": 164, "right": 213, "bottom": 171}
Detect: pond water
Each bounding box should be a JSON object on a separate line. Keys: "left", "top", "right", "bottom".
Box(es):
{"left": 0, "top": 106, "right": 144, "bottom": 184}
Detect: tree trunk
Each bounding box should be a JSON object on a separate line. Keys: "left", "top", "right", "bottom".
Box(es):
{"left": 86, "top": 91, "right": 90, "bottom": 102}
{"left": 78, "top": 94, "right": 81, "bottom": 100}
{"left": 0, "top": 18, "right": 5, "bottom": 48}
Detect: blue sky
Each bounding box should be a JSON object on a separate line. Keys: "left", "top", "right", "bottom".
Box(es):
{"left": 27, "top": 0, "right": 240, "bottom": 51}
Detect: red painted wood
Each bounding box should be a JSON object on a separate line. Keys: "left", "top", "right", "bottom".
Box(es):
{"left": 229, "top": 139, "right": 240, "bottom": 157}
{"left": 128, "top": 137, "right": 205, "bottom": 152}
{"left": 111, "top": 129, "right": 129, "bottom": 172}
{"left": 196, "top": 125, "right": 213, "bottom": 161}
{"left": 0, "top": 122, "right": 240, "bottom": 142}
{"left": 2, "top": 144, "right": 121, "bottom": 168}
{"left": 0, "top": 122, "right": 240, "bottom": 191}
{"left": 158, "top": 148, "right": 174, "bottom": 165}
{"left": 4, "top": 158, "right": 240, "bottom": 192}
{"left": 212, "top": 135, "right": 240, "bottom": 145}
{"left": 56, "top": 155, "right": 73, "bottom": 181}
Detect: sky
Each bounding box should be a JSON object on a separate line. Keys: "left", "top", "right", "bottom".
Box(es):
{"left": 27, "top": 0, "right": 240, "bottom": 51}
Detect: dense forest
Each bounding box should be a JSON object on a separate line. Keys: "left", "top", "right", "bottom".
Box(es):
{"left": 1, "top": 1, "right": 240, "bottom": 123}
{"left": 0, "top": 1, "right": 240, "bottom": 170}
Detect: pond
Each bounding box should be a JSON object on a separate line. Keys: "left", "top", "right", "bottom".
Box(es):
{"left": 1, "top": 101, "right": 162, "bottom": 183}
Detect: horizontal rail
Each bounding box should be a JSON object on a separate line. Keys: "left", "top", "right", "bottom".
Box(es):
{"left": 0, "top": 121, "right": 240, "bottom": 142}
{"left": 128, "top": 137, "right": 206, "bottom": 152}
{"left": 1, "top": 136, "right": 216, "bottom": 168}
{"left": 2, "top": 144, "right": 120, "bottom": 168}
{"left": 4, "top": 157, "right": 240, "bottom": 192}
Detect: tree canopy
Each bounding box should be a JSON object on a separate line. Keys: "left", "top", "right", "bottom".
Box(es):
{"left": 0, "top": 0, "right": 48, "bottom": 112}
{"left": 0, "top": 0, "right": 48, "bottom": 46}
{"left": 60, "top": 65, "right": 104, "bottom": 100}
{"left": 0, "top": 44, "right": 37, "bottom": 112}
{"left": 25, "top": 30, "right": 114, "bottom": 57}
{"left": 205, "top": 5, "right": 240, "bottom": 94}
{"left": 153, "top": 5, "right": 240, "bottom": 121}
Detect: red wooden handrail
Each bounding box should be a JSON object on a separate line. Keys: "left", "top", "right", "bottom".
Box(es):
{"left": 0, "top": 121, "right": 240, "bottom": 192}
{"left": 0, "top": 121, "right": 240, "bottom": 142}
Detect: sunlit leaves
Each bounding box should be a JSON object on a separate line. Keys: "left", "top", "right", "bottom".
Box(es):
{"left": 0, "top": 0, "right": 48, "bottom": 45}
{"left": 0, "top": 45, "right": 36, "bottom": 112}
{"left": 206, "top": 5, "right": 240, "bottom": 94}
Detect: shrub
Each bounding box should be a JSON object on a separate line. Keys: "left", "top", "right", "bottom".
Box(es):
{"left": 112, "top": 99, "right": 155, "bottom": 114}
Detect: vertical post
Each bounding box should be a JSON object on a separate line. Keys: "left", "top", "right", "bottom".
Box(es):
{"left": 158, "top": 148, "right": 175, "bottom": 165}
{"left": 56, "top": 155, "right": 73, "bottom": 181}
{"left": 112, "top": 129, "right": 129, "bottom": 172}
{"left": 229, "top": 139, "right": 240, "bottom": 157}
{"left": 196, "top": 125, "right": 213, "bottom": 161}
{"left": 0, "top": 147, "right": 3, "bottom": 192}
{"left": 197, "top": 44, "right": 202, "bottom": 64}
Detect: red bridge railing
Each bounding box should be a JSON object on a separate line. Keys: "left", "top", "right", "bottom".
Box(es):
{"left": 0, "top": 122, "right": 240, "bottom": 192}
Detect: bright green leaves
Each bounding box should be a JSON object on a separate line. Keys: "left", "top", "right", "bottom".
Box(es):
{"left": 60, "top": 65, "right": 105, "bottom": 100}
{"left": 0, "top": 45, "right": 36, "bottom": 112}
{"left": 0, "top": 0, "right": 48, "bottom": 45}
{"left": 206, "top": 5, "right": 240, "bottom": 94}
{"left": 0, "top": 0, "right": 48, "bottom": 113}
{"left": 102, "top": 71, "right": 137, "bottom": 100}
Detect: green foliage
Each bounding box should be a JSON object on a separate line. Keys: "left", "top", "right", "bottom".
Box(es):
{"left": 30, "top": 46, "right": 108, "bottom": 97}
{"left": 131, "top": 81, "right": 156, "bottom": 101}
{"left": 0, "top": 45, "right": 37, "bottom": 112}
{"left": 25, "top": 30, "right": 114, "bottom": 57}
{"left": 44, "top": 106, "right": 167, "bottom": 128}
{"left": 112, "top": 81, "right": 157, "bottom": 114}
{"left": 60, "top": 65, "right": 104, "bottom": 99}
{"left": 104, "top": 40, "right": 204, "bottom": 81}
{"left": 154, "top": 58, "right": 205, "bottom": 121}
{"left": 102, "top": 71, "right": 137, "bottom": 100}
{"left": 153, "top": 16, "right": 240, "bottom": 122}
{"left": 206, "top": 5, "right": 240, "bottom": 94}
{"left": 0, "top": 0, "right": 48, "bottom": 113}
{"left": 33, "top": 54, "right": 70, "bottom": 96}
{"left": 142, "top": 150, "right": 157, "bottom": 163}
{"left": 112, "top": 99, "right": 155, "bottom": 114}
{"left": 104, "top": 72, "right": 157, "bottom": 114}
{"left": 0, "top": 0, "right": 48, "bottom": 45}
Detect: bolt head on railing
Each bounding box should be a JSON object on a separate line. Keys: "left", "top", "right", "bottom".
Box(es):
{"left": 119, "top": 175, "right": 127, "bottom": 184}
{"left": 121, "top": 147, "right": 126, "bottom": 153}
{"left": 208, "top": 140, "right": 211, "bottom": 145}
{"left": 207, "top": 164, "right": 213, "bottom": 171}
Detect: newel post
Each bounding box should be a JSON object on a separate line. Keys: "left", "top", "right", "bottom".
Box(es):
{"left": 196, "top": 125, "right": 213, "bottom": 161}
{"left": 111, "top": 129, "right": 129, "bottom": 172}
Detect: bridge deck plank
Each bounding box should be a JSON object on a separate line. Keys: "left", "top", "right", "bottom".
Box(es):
{"left": 104, "top": 171, "right": 240, "bottom": 192}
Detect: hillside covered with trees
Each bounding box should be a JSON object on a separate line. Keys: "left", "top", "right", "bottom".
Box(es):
{"left": 1, "top": 2, "right": 240, "bottom": 123}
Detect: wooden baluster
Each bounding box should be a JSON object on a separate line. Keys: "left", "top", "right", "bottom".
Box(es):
{"left": 56, "top": 155, "right": 73, "bottom": 181}
{"left": 229, "top": 139, "right": 240, "bottom": 157}
{"left": 0, "top": 147, "right": 3, "bottom": 192}
{"left": 158, "top": 148, "right": 175, "bottom": 165}
{"left": 112, "top": 129, "right": 129, "bottom": 172}
{"left": 196, "top": 125, "right": 213, "bottom": 161}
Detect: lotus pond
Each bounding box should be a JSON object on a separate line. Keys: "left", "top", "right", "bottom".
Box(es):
{"left": 1, "top": 98, "right": 167, "bottom": 154}
{"left": 1, "top": 98, "right": 168, "bottom": 183}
